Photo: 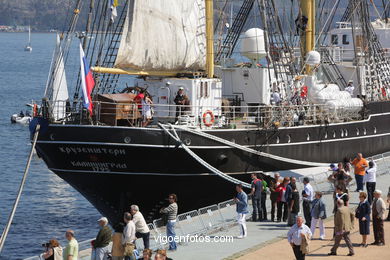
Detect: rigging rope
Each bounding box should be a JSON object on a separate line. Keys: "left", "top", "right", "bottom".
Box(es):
{"left": 158, "top": 123, "right": 251, "bottom": 189}
{"left": 169, "top": 124, "right": 327, "bottom": 168}
{"left": 0, "top": 125, "right": 40, "bottom": 255}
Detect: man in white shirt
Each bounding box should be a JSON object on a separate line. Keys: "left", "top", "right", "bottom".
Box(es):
{"left": 122, "top": 212, "right": 136, "bottom": 260}
{"left": 364, "top": 161, "right": 376, "bottom": 204}
{"left": 130, "top": 205, "right": 150, "bottom": 249}
{"left": 287, "top": 216, "right": 312, "bottom": 260}
{"left": 302, "top": 177, "right": 314, "bottom": 227}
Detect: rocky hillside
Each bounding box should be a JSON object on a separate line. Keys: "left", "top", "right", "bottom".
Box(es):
{"left": 0, "top": 0, "right": 77, "bottom": 30}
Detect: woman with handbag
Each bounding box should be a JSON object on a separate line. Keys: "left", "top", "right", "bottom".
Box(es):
{"left": 355, "top": 191, "right": 371, "bottom": 247}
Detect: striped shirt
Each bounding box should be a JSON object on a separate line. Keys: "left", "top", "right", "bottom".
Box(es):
{"left": 161, "top": 202, "right": 178, "bottom": 220}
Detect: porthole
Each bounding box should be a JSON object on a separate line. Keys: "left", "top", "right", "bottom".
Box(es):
{"left": 324, "top": 132, "right": 328, "bottom": 139}
{"left": 356, "top": 128, "right": 360, "bottom": 136}
{"left": 231, "top": 138, "right": 236, "bottom": 143}
{"left": 124, "top": 136, "right": 131, "bottom": 144}
{"left": 340, "top": 129, "right": 344, "bottom": 137}
{"left": 276, "top": 136, "right": 280, "bottom": 144}
{"left": 363, "top": 128, "right": 367, "bottom": 135}
{"left": 333, "top": 131, "right": 336, "bottom": 138}
{"left": 184, "top": 138, "right": 191, "bottom": 146}
{"left": 50, "top": 134, "right": 55, "bottom": 140}
{"left": 374, "top": 127, "right": 377, "bottom": 134}
{"left": 344, "top": 129, "right": 348, "bottom": 137}
{"left": 287, "top": 134, "right": 291, "bottom": 143}
{"left": 306, "top": 133, "right": 310, "bottom": 141}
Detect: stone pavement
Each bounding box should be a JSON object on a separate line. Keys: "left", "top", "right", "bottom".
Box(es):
{"left": 166, "top": 172, "right": 390, "bottom": 260}
{"left": 236, "top": 218, "right": 390, "bottom": 260}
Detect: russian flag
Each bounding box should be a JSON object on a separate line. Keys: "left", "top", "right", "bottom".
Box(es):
{"left": 79, "top": 43, "right": 95, "bottom": 115}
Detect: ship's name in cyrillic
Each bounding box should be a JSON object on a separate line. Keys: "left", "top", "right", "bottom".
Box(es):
{"left": 59, "top": 146, "right": 126, "bottom": 156}
{"left": 70, "top": 161, "right": 127, "bottom": 172}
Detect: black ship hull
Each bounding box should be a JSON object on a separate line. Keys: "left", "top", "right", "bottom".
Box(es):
{"left": 33, "top": 102, "right": 390, "bottom": 223}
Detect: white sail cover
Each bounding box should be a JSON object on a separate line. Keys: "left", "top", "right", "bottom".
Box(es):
{"left": 115, "top": 0, "right": 206, "bottom": 71}
{"left": 52, "top": 34, "right": 69, "bottom": 120}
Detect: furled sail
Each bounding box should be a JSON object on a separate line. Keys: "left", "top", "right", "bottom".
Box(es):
{"left": 52, "top": 34, "right": 69, "bottom": 120}
{"left": 115, "top": 0, "right": 206, "bottom": 72}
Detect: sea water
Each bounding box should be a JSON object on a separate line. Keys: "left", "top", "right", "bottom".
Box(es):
{"left": 0, "top": 32, "right": 100, "bottom": 259}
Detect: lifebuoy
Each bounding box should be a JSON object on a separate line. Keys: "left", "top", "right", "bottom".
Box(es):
{"left": 33, "top": 104, "right": 38, "bottom": 117}
{"left": 202, "top": 110, "right": 215, "bottom": 127}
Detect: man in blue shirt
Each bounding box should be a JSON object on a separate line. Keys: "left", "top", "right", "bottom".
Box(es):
{"left": 234, "top": 184, "right": 248, "bottom": 239}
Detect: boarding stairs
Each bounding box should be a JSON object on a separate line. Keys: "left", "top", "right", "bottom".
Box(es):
{"left": 319, "top": 48, "right": 348, "bottom": 89}
{"left": 215, "top": 0, "right": 255, "bottom": 63}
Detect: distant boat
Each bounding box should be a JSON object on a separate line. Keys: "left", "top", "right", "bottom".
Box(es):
{"left": 10, "top": 103, "right": 38, "bottom": 125}
{"left": 24, "top": 26, "right": 32, "bottom": 52}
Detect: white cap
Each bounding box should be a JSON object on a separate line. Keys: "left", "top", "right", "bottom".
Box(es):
{"left": 98, "top": 217, "right": 108, "bottom": 223}
{"left": 179, "top": 87, "right": 184, "bottom": 90}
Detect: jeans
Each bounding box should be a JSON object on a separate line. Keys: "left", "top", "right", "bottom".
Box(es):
{"left": 366, "top": 182, "right": 376, "bottom": 204}
{"left": 135, "top": 231, "right": 150, "bottom": 249}
{"left": 355, "top": 174, "right": 364, "bottom": 191}
{"left": 261, "top": 192, "right": 267, "bottom": 220}
{"left": 92, "top": 245, "right": 110, "bottom": 260}
{"left": 125, "top": 256, "right": 135, "bottom": 260}
{"left": 252, "top": 198, "right": 262, "bottom": 221}
{"left": 167, "top": 221, "right": 177, "bottom": 250}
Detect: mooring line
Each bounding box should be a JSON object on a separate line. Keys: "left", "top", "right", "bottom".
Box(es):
{"left": 0, "top": 125, "right": 40, "bottom": 254}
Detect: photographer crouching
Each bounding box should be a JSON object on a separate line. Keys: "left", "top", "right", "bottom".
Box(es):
{"left": 42, "top": 239, "right": 63, "bottom": 260}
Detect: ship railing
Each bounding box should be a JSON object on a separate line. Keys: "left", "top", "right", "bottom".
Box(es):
{"left": 144, "top": 199, "right": 241, "bottom": 252}
{"left": 320, "top": 46, "right": 390, "bottom": 64}
{"left": 45, "top": 100, "right": 362, "bottom": 129}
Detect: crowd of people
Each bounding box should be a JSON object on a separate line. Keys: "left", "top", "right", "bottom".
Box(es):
{"left": 285, "top": 153, "right": 390, "bottom": 259}
{"left": 40, "top": 152, "right": 390, "bottom": 260}
{"left": 41, "top": 194, "right": 178, "bottom": 260}
{"left": 234, "top": 152, "right": 390, "bottom": 259}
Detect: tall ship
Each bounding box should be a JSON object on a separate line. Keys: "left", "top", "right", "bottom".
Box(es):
{"left": 31, "top": 0, "right": 390, "bottom": 223}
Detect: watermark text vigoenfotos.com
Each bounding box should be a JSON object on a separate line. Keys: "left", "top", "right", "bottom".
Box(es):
{"left": 155, "top": 234, "right": 234, "bottom": 244}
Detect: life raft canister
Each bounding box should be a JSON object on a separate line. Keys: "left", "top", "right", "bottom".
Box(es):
{"left": 202, "top": 110, "right": 215, "bottom": 127}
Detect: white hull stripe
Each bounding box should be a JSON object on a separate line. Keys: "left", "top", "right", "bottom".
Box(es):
{"left": 49, "top": 168, "right": 257, "bottom": 176}
{"left": 38, "top": 140, "right": 327, "bottom": 167}
{"left": 36, "top": 130, "right": 389, "bottom": 149}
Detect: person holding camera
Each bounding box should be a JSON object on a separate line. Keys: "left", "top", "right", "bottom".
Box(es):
{"left": 42, "top": 239, "right": 63, "bottom": 260}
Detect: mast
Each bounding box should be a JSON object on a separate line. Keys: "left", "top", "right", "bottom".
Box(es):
{"left": 206, "top": 0, "right": 214, "bottom": 78}
{"left": 83, "top": 0, "right": 94, "bottom": 49}
{"left": 300, "top": 0, "right": 316, "bottom": 74}
{"left": 28, "top": 26, "right": 31, "bottom": 45}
